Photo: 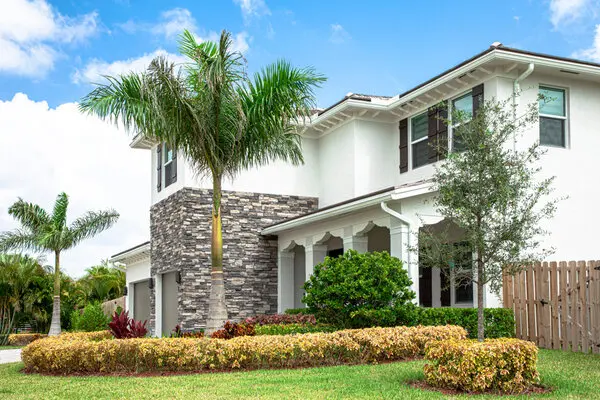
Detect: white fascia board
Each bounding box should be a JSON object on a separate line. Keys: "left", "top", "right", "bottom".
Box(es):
{"left": 110, "top": 243, "right": 151, "bottom": 264}
{"left": 129, "top": 133, "right": 156, "bottom": 150}
{"left": 494, "top": 50, "right": 600, "bottom": 76}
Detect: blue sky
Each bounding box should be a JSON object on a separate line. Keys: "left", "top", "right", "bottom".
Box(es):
{"left": 1, "top": 0, "right": 599, "bottom": 276}
{"left": 2, "top": 0, "right": 599, "bottom": 109}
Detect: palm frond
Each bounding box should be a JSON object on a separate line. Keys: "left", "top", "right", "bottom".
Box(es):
{"left": 7, "top": 198, "right": 51, "bottom": 233}
{"left": 0, "top": 230, "right": 44, "bottom": 253}
{"left": 68, "top": 210, "right": 120, "bottom": 247}
{"left": 51, "top": 192, "right": 69, "bottom": 230}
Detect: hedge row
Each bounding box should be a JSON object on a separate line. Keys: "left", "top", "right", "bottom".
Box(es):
{"left": 8, "top": 333, "right": 47, "bottom": 346}
{"left": 413, "top": 308, "right": 515, "bottom": 339}
{"left": 254, "top": 323, "right": 336, "bottom": 336}
{"left": 424, "top": 338, "right": 539, "bottom": 393}
{"left": 22, "top": 325, "right": 466, "bottom": 374}
{"left": 244, "top": 314, "right": 317, "bottom": 326}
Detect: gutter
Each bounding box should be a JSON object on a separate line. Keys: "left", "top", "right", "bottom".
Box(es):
{"left": 513, "top": 63, "right": 535, "bottom": 149}
{"left": 380, "top": 201, "right": 415, "bottom": 275}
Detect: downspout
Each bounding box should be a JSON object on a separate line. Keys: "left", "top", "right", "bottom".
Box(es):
{"left": 512, "top": 63, "right": 535, "bottom": 150}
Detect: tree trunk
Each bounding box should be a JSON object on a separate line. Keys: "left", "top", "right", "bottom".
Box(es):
{"left": 205, "top": 174, "right": 228, "bottom": 335}
{"left": 48, "top": 251, "right": 61, "bottom": 336}
{"left": 477, "top": 258, "right": 485, "bottom": 342}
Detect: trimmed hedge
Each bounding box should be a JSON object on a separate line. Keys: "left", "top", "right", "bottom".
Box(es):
{"left": 22, "top": 325, "right": 466, "bottom": 374}
{"left": 255, "top": 323, "right": 336, "bottom": 336}
{"left": 414, "top": 308, "right": 515, "bottom": 339}
{"left": 283, "top": 308, "right": 311, "bottom": 315}
{"left": 8, "top": 333, "right": 46, "bottom": 346}
{"left": 424, "top": 338, "right": 539, "bottom": 393}
{"left": 244, "top": 314, "right": 317, "bottom": 326}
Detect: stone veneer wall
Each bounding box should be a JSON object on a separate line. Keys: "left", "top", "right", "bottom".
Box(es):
{"left": 149, "top": 188, "right": 318, "bottom": 333}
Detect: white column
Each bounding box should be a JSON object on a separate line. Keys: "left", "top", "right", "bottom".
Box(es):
{"left": 432, "top": 268, "right": 442, "bottom": 307}
{"left": 390, "top": 222, "right": 419, "bottom": 302}
{"left": 127, "top": 283, "right": 134, "bottom": 315}
{"left": 343, "top": 235, "right": 369, "bottom": 253}
{"left": 305, "top": 241, "right": 327, "bottom": 281}
{"left": 277, "top": 251, "right": 295, "bottom": 313}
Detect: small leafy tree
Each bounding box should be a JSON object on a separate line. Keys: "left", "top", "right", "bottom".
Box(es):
{"left": 71, "top": 303, "right": 109, "bottom": 332}
{"left": 304, "top": 250, "right": 415, "bottom": 328}
{"left": 0, "top": 192, "right": 119, "bottom": 335}
{"left": 418, "top": 96, "right": 560, "bottom": 341}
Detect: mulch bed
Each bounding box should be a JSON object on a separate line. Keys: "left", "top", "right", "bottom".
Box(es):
{"left": 408, "top": 380, "right": 552, "bottom": 396}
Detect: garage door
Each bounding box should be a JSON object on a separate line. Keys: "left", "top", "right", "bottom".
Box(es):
{"left": 161, "top": 271, "right": 178, "bottom": 335}
{"left": 133, "top": 280, "right": 150, "bottom": 323}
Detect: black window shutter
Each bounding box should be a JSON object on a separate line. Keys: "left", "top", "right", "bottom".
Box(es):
{"left": 171, "top": 149, "right": 177, "bottom": 183}
{"left": 437, "top": 105, "right": 448, "bottom": 160}
{"left": 472, "top": 83, "right": 484, "bottom": 116}
{"left": 427, "top": 107, "right": 438, "bottom": 163}
{"left": 399, "top": 119, "right": 408, "bottom": 173}
{"left": 156, "top": 144, "right": 162, "bottom": 192}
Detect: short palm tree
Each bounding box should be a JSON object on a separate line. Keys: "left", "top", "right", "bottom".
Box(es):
{"left": 0, "top": 193, "right": 119, "bottom": 335}
{"left": 79, "top": 29, "right": 325, "bottom": 333}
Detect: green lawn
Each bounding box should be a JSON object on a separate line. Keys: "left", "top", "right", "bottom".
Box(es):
{"left": 0, "top": 346, "right": 22, "bottom": 350}
{"left": 0, "top": 350, "right": 598, "bottom": 399}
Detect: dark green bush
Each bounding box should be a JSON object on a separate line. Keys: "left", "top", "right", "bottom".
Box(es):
{"left": 71, "top": 303, "right": 109, "bottom": 332}
{"left": 413, "top": 307, "right": 515, "bottom": 339}
{"left": 304, "top": 250, "right": 415, "bottom": 328}
{"left": 255, "top": 323, "right": 337, "bottom": 336}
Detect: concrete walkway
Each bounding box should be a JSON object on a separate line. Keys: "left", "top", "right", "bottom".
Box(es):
{"left": 0, "top": 349, "right": 22, "bottom": 364}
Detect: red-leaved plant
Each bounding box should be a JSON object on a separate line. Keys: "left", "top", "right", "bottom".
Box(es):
{"left": 108, "top": 310, "right": 148, "bottom": 339}
{"left": 210, "top": 321, "right": 255, "bottom": 339}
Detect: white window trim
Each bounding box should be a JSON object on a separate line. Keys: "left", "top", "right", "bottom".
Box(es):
{"left": 409, "top": 111, "right": 429, "bottom": 170}
{"left": 448, "top": 89, "right": 473, "bottom": 153}
{"left": 539, "top": 84, "right": 569, "bottom": 149}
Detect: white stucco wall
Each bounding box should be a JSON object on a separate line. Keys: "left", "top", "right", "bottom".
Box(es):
{"left": 124, "top": 257, "right": 151, "bottom": 312}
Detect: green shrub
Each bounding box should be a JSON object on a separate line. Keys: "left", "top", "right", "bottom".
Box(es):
{"left": 424, "top": 338, "right": 539, "bottom": 393}
{"left": 71, "top": 304, "right": 109, "bottom": 332}
{"left": 255, "top": 323, "right": 337, "bottom": 336}
{"left": 8, "top": 333, "right": 46, "bottom": 346}
{"left": 284, "top": 308, "right": 310, "bottom": 315}
{"left": 413, "top": 308, "right": 514, "bottom": 339}
{"left": 304, "top": 250, "right": 415, "bottom": 328}
{"left": 22, "top": 325, "right": 467, "bottom": 374}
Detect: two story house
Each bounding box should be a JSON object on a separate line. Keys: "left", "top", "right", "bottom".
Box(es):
{"left": 111, "top": 42, "right": 600, "bottom": 335}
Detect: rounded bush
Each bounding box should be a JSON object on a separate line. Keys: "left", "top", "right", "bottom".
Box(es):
{"left": 304, "top": 250, "right": 416, "bottom": 328}
{"left": 71, "top": 303, "right": 110, "bottom": 332}
{"left": 424, "top": 338, "right": 539, "bottom": 393}
{"left": 8, "top": 333, "right": 46, "bottom": 346}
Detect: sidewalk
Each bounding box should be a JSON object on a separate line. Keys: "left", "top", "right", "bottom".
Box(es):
{"left": 0, "top": 349, "right": 22, "bottom": 364}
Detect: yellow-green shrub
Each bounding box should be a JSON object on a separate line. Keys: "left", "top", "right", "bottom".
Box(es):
{"left": 22, "top": 325, "right": 466, "bottom": 374}
{"left": 8, "top": 333, "right": 47, "bottom": 346}
{"left": 423, "top": 338, "right": 539, "bottom": 393}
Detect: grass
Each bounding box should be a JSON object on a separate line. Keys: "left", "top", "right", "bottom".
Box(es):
{"left": 0, "top": 346, "right": 22, "bottom": 350}
{"left": 0, "top": 350, "right": 598, "bottom": 399}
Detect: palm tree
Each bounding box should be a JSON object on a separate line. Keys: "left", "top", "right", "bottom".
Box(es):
{"left": 79, "top": 29, "right": 325, "bottom": 333}
{"left": 0, "top": 193, "right": 119, "bottom": 335}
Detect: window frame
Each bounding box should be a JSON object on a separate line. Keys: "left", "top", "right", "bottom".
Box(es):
{"left": 159, "top": 142, "right": 176, "bottom": 190}
{"left": 539, "top": 85, "right": 568, "bottom": 149}
{"left": 449, "top": 90, "right": 473, "bottom": 153}
{"left": 409, "top": 110, "right": 429, "bottom": 170}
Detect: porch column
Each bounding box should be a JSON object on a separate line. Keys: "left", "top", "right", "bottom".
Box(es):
{"left": 390, "top": 222, "right": 419, "bottom": 302}
{"left": 343, "top": 234, "right": 369, "bottom": 253}
{"left": 305, "top": 240, "right": 327, "bottom": 281}
{"left": 277, "top": 251, "right": 295, "bottom": 313}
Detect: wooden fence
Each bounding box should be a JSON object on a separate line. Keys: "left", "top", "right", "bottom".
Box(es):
{"left": 101, "top": 296, "right": 126, "bottom": 318}
{"left": 503, "top": 261, "right": 600, "bottom": 354}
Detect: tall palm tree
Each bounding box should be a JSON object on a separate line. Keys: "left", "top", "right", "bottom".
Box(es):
{"left": 0, "top": 193, "right": 119, "bottom": 335}
{"left": 79, "top": 29, "right": 325, "bottom": 333}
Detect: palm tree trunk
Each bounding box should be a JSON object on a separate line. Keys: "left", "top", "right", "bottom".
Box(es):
{"left": 48, "top": 251, "right": 61, "bottom": 336}
{"left": 205, "top": 174, "right": 228, "bottom": 335}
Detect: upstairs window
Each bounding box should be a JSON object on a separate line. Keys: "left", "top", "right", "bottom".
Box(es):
{"left": 411, "top": 112, "right": 429, "bottom": 168}
{"left": 451, "top": 92, "right": 473, "bottom": 152}
{"left": 156, "top": 142, "right": 177, "bottom": 192}
{"left": 539, "top": 86, "right": 567, "bottom": 147}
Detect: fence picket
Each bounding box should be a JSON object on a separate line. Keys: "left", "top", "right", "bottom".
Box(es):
{"left": 550, "top": 262, "right": 559, "bottom": 349}
{"left": 560, "top": 261, "right": 569, "bottom": 351}
{"left": 526, "top": 265, "right": 536, "bottom": 343}
{"left": 592, "top": 260, "right": 600, "bottom": 355}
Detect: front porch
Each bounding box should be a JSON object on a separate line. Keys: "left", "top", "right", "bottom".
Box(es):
{"left": 262, "top": 184, "right": 501, "bottom": 313}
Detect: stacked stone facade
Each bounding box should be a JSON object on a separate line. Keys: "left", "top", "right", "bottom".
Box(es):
{"left": 149, "top": 188, "right": 317, "bottom": 333}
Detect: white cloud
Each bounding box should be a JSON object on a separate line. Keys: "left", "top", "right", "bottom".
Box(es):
{"left": 0, "top": 0, "right": 99, "bottom": 77}
{"left": 72, "top": 49, "right": 187, "bottom": 84}
{"left": 0, "top": 93, "right": 150, "bottom": 277}
{"left": 233, "top": 0, "right": 270, "bottom": 23}
{"left": 329, "top": 24, "right": 350, "bottom": 44}
{"left": 572, "top": 23, "right": 600, "bottom": 61}
{"left": 151, "top": 8, "right": 197, "bottom": 39}
{"left": 549, "top": 0, "right": 589, "bottom": 28}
